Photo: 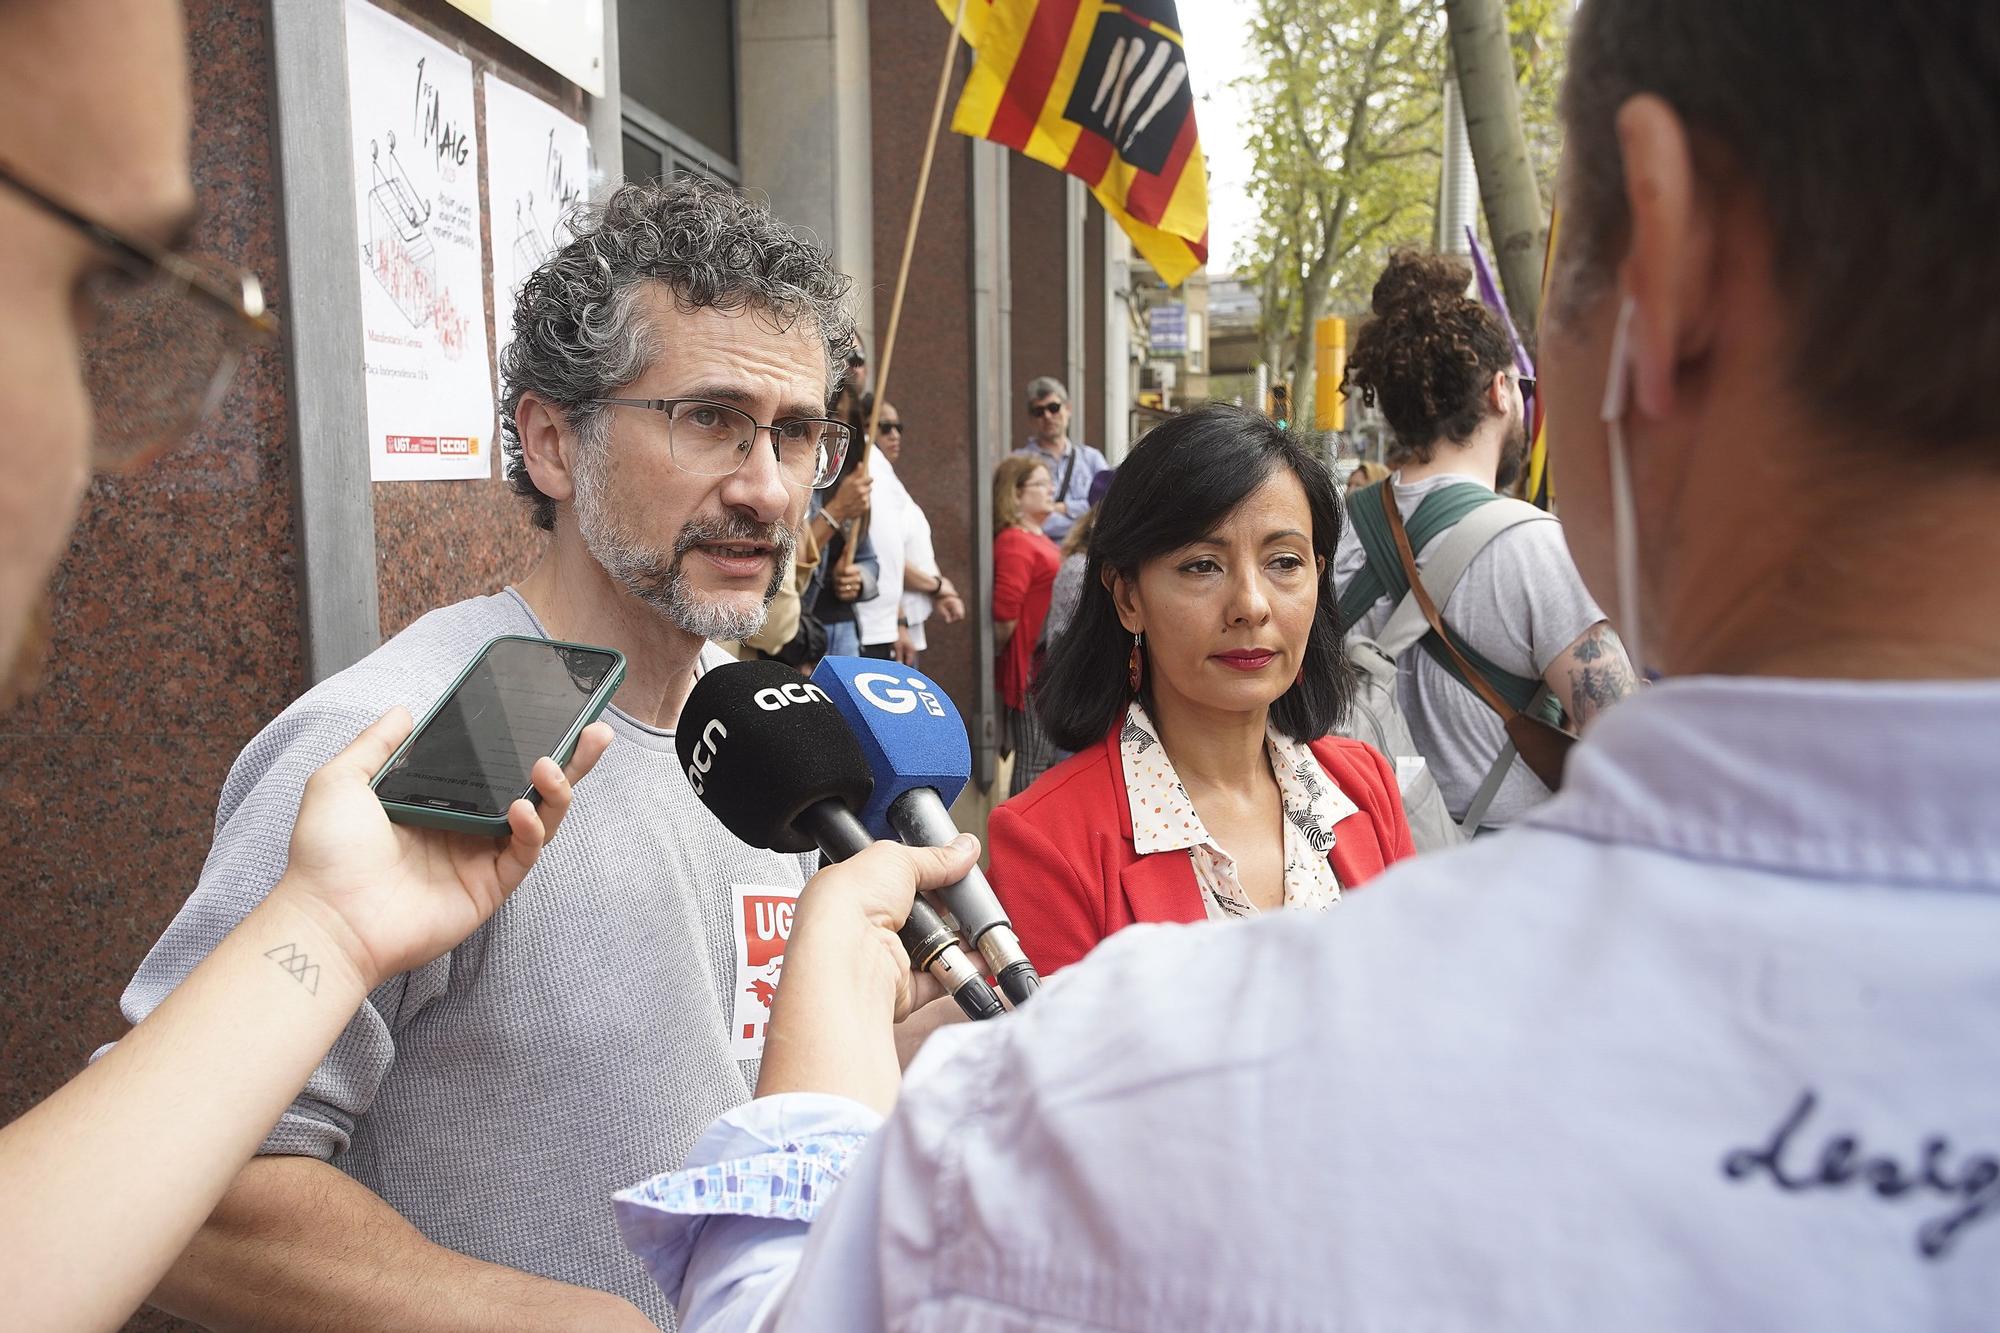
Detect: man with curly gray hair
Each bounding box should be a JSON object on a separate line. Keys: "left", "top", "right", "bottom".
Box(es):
{"left": 118, "top": 176, "right": 858, "bottom": 1329}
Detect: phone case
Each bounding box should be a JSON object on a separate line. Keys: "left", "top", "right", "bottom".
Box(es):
{"left": 372, "top": 634, "right": 627, "bottom": 837}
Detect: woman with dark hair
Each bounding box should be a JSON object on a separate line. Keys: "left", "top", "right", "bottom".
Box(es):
{"left": 991, "top": 454, "right": 1062, "bottom": 794}
{"left": 987, "top": 404, "right": 1415, "bottom": 973}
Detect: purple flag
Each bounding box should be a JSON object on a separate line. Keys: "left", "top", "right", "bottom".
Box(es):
{"left": 1466, "top": 225, "right": 1534, "bottom": 378}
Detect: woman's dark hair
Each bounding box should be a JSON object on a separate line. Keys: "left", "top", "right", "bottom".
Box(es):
{"left": 1033, "top": 403, "right": 1355, "bottom": 751}
{"left": 1340, "top": 249, "right": 1514, "bottom": 466}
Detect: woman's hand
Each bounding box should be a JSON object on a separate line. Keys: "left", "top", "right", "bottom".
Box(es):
{"left": 270, "top": 708, "right": 614, "bottom": 993}
{"left": 822, "top": 471, "right": 873, "bottom": 526}
{"left": 834, "top": 564, "right": 865, "bottom": 602}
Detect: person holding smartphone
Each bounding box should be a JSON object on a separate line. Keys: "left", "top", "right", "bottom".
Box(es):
{"left": 0, "top": 4, "right": 611, "bottom": 1329}
{"left": 107, "top": 175, "right": 863, "bottom": 1327}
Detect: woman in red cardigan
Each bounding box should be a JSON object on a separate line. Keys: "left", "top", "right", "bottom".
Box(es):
{"left": 990, "top": 454, "right": 1062, "bottom": 795}
{"left": 990, "top": 404, "right": 1415, "bottom": 973}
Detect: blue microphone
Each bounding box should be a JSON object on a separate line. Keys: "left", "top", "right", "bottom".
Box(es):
{"left": 811, "top": 657, "right": 1043, "bottom": 1006}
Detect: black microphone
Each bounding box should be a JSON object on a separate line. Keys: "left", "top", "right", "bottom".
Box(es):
{"left": 676, "top": 660, "right": 1003, "bottom": 1021}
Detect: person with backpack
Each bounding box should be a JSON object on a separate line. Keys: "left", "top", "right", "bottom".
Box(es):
{"left": 1335, "top": 251, "right": 1636, "bottom": 833}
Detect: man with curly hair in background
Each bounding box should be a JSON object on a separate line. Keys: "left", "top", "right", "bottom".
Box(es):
{"left": 1336, "top": 250, "right": 1637, "bottom": 830}
{"left": 107, "top": 177, "right": 856, "bottom": 1329}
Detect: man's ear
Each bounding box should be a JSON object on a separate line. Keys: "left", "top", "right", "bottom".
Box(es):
{"left": 1614, "top": 93, "right": 1718, "bottom": 422}
{"left": 1102, "top": 565, "right": 1143, "bottom": 634}
{"left": 516, "top": 393, "right": 580, "bottom": 508}
{"left": 1488, "top": 369, "right": 1512, "bottom": 416}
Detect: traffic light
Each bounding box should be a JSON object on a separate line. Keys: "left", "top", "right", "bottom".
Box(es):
{"left": 1269, "top": 381, "right": 1290, "bottom": 429}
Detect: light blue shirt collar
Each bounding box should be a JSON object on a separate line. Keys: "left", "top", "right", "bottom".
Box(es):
{"left": 1524, "top": 675, "right": 2000, "bottom": 889}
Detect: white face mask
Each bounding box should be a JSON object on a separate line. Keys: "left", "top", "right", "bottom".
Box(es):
{"left": 1600, "top": 295, "right": 1647, "bottom": 675}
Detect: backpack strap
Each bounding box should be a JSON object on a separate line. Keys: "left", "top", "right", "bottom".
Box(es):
{"left": 1346, "top": 481, "right": 1549, "bottom": 713}
{"left": 1338, "top": 479, "right": 1497, "bottom": 629}
{"left": 1371, "top": 496, "right": 1552, "bottom": 659}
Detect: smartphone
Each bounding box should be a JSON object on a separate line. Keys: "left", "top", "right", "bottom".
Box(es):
{"left": 372, "top": 635, "right": 627, "bottom": 836}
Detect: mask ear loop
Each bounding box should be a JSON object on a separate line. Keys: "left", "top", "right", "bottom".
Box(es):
{"left": 1600, "top": 295, "right": 1646, "bottom": 675}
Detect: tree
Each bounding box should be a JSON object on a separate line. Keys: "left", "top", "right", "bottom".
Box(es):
{"left": 1237, "top": 0, "right": 1443, "bottom": 428}
{"left": 1445, "top": 0, "right": 1545, "bottom": 334}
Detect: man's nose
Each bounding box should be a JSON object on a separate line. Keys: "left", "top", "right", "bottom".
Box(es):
{"left": 720, "top": 431, "right": 792, "bottom": 524}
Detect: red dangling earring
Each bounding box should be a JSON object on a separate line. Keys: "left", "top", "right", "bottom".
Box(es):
{"left": 1127, "top": 632, "right": 1145, "bottom": 694}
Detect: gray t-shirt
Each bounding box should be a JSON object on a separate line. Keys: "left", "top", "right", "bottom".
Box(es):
{"left": 103, "top": 590, "right": 812, "bottom": 1326}
{"left": 1334, "top": 474, "right": 1604, "bottom": 827}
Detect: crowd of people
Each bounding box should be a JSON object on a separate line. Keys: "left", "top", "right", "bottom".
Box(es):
{"left": 2, "top": 0, "right": 1996, "bottom": 1329}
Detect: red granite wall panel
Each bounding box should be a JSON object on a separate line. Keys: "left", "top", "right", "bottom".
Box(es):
{"left": 870, "top": 12, "right": 978, "bottom": 714}
{"left": 0, "top": 0, "right": 296, "bottom": 1125}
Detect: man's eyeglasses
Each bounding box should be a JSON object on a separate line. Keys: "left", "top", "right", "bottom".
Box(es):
{"left": 876, "top": 419, "right": 904, "bottom": 434}
{"left": 1516, "top": 375, "right": 1537, "bottom": 400}
{"left": 0, "top": 161, "right": 278, "bottom": 471}
{"left": 1028, "top": 400, "right": 1065, "bottom": 418}
{"left": 593, "top": 398, "right": 853, "bottom": 489}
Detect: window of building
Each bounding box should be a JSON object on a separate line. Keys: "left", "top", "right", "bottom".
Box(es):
{"left": 618, "top": 0, "right": 739, "bottom": 184}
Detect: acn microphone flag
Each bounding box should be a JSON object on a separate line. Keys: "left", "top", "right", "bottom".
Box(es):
{"left": 942, "top": 0, "right": 1209, "bottom": 286}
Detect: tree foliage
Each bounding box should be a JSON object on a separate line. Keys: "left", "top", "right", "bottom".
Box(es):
{"left": 1238, "top": 0, "right": 1569, "bottom": 420}
{"left": 1237, "top": 0, "right": 1443, "bottom": 425}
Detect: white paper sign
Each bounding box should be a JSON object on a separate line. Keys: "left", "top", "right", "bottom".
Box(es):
{"left": 482, "top": 74, "right": 589, "bottom": 383}
{"left": 730, "top": 884, "right": 799, "bottom": 1060}
{"left": 345, "top": 0, "right": 495, "bottom": 481}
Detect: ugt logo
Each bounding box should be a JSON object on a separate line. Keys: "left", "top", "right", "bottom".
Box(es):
{"left": 854, "top": 672, "right": 946, "bottom": 719}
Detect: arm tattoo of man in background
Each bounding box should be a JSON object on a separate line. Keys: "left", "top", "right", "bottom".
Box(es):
{"left": 1564, "top": 624, "right": 1639, "bottom": 729}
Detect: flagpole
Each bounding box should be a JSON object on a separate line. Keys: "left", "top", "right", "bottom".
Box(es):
{"left": 840, "top": 0, "right": 967, "bottom": 575}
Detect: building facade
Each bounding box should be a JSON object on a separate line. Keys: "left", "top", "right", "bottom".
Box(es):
{"left": 0, "top": 9, "right": 1148, "bottom": 1329}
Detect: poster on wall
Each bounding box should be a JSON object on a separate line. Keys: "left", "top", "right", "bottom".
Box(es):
{"left": 483, "top": 74, "right": 589, "bottom": 382}
{"left": 344, "top": 0, "right": 494, "bottom": 482}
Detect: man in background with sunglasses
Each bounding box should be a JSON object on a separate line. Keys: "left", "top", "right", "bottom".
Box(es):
{"left": 101, "top": 176, "right": 863, "bottom": 1329}
{"left": 0, "top": 3, "right": 608, "bottom": 1327}
{"left": 1013, "top": 376, "right": 1109, "bottom": 543}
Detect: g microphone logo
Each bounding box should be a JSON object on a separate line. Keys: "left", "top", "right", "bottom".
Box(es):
{"left": 754, "top": 681, "right": 830, "bottom": 712}
{"left": 854, "top": 671, "right": 947, "bottom": 719}
{"left": 685, "top": 718, "right": 727, "bottom": 796}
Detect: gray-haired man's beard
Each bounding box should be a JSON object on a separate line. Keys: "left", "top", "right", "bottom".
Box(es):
{"left": 578, "top": 501, "right": 797, "bottom": 643}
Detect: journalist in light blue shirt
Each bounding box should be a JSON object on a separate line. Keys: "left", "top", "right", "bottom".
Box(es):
{"left": 1012, "top": 376, "right": 1108, "bottom": 543}
{"left": 610, "top": 4, "right": 2000, "bottom": 1325}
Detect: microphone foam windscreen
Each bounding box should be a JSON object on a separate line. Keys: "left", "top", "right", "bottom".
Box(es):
{"left": 676, "top": 659, "right": 875, "bottom": 853}
{"left": 809, "top": 657, "right": 972, "bottom": 838}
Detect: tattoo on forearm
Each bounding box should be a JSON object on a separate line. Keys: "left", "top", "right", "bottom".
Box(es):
{"left": 265, "top": 943, "right": 321, "bottom": 995}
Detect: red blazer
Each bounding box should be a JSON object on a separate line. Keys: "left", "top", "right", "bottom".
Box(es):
{"left": 988, "top": 726, "right": 1416, "bottom": 974}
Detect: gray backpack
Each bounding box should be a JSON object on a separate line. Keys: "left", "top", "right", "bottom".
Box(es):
{"left": 1334, "top": 496, "right": 1557, "bottom": 850}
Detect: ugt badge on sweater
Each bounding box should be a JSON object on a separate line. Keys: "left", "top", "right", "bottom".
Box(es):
{"left": 731, "top": 884, "right": 798, "bottom": 1059}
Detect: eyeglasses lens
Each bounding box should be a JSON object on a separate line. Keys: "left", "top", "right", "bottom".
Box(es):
{"left": 667, "top": 400, "right": 851, "bottom": 488}
{"left": 83, "top": 256, "right": 254, "bottom": 471}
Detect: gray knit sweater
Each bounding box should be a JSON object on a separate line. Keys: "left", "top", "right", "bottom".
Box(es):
{"left": 107, "top": 590, "right": 813, "bottom": 1327}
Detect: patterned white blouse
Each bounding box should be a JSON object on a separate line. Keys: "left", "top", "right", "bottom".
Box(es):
{"left": 1118, "top": 701, "right": 1355, "bottom": 919}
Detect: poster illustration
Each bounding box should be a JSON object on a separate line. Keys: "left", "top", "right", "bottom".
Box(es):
{"left": 482, "top": 74, "right": 589, "bottom": 381}
{"left": 731, "top": 884, "right": 799, "bottom": 1060}
{"left": 345, "top": 0, "right": 494, "bottom": 481}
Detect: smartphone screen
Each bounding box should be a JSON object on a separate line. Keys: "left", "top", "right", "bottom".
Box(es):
{"left": 374, "top": 638, "right": 621, "bottom": 819}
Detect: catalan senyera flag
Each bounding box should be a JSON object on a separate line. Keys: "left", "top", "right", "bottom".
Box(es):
{"left": 941, "top": 0, "right": 1209, "bottom": 286}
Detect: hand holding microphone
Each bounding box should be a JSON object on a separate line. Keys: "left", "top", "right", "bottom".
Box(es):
{"left": 810, "top": 658, "right": 1044, "bottom": 1006}
{"left": 675, "top": 661, "right": 1003, "bottom": 1024}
